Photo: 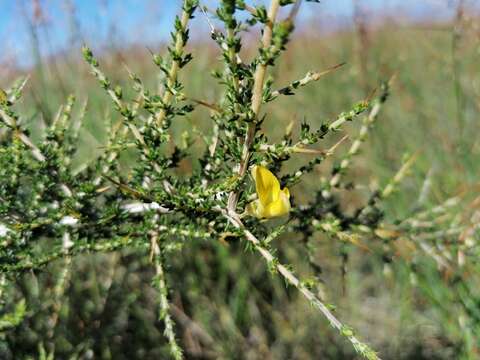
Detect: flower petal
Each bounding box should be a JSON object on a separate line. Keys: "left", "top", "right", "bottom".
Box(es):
{"left": 252, "top": 165, "right": 280, "bottom": 206}
{"left": 263, "top": 192, "right": 290, "bottom": 218}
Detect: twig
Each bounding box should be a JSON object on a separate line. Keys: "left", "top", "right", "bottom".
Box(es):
{"left": 155, "top": 4, "right": 196, "bottom": 128}
{"left": 227, "top": 0, "right": 282, "bottom": 212}
{"left": 223, "top": 210, "right": 380, "bottom": 360}
{"left": 270, "top": 63, "right": 346, "bottom": 99}
{"left": 150, "top": 231, "right": 184, "bottom": 360}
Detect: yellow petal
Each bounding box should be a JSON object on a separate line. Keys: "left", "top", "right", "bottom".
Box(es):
{"left": 263, "top": 189, "right": 290, "bottom": 218}
{"left": 248, "top": 166, "right": 291, "bottom": 219}
{"left": 252, "top": 165, "right": 280, "bottom": 206}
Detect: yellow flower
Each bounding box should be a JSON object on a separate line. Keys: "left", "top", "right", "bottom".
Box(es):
{"left": 246, "top": 165, "right": 291, "bottom": 219}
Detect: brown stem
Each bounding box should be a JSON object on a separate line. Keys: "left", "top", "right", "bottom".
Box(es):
{"left": 227, "top": 0, "right": 281, "bottom": 212}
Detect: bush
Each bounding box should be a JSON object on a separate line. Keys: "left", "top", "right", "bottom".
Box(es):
{"left": 1, "top": 1, "right": 478, "bottom": 359}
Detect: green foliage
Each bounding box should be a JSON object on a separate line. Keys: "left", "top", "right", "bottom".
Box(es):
{"left": 0, "top": 1, "right": 479, "bottom": 359}
{"left": 0, "top": 300, "right": 26, "bottom": 332}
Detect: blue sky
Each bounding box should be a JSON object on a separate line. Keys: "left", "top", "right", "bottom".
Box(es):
{"left": 0, "top": 0, "right": 468, "bottom": 68}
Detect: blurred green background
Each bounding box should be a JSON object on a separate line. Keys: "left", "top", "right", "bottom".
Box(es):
{"left": 1, "top": 1, "right": 479, "bottom": 359}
